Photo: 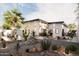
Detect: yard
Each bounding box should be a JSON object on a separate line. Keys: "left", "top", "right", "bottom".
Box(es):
{"left": 0, "top": 36, "right": 79, "bottom": 56}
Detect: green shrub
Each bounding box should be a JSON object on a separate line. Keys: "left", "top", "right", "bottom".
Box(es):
{"left": 65, "top": 45, "right": 78, "bottom": 54}
{"left": 52, "top": 45, "right": 58, "bottom": 51}
{"left": 41, "top": 39, "right": 51, "bottom": 50}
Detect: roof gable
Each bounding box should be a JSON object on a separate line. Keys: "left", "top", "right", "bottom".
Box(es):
{"left": 23, "top": 19, "right": 48, "bottom": 24}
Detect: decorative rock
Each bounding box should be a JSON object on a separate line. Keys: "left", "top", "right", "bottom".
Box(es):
{"left": 57, "top": 46, "right": 65, "bottom": 55}
{"left": 37, "top": 48, "right": 42, "bottom": 52}
{"left": 31, "top": 47, "right": 37, "bottom": 52}
{"left": 40, "top": 51, "right": 45, "bottom": 56}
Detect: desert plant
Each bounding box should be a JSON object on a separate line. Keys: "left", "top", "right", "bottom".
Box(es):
{"left": 65, "top": 45, "right": 78, "bottom": 54}
{"left": 26, "top": 49, "right": 30, "bottom": 52}
{"left": 23, "top": 29, "right": 29, "bottom": 41}
{"left": 39, "top": 29, "right": 47, "bottom": 36}
{"left": 32, "top": 31, "right": 35, "bottom": 37}
{"left": 1, "top": 38, "right": 6, "bottom": 48}
{"left": 57, "top": 36, "right": 61, "bottom": 40}
{"left": 48, "top": 30, "right": 53, "bottom": 36}
{"left": 16, "top": 41, "right": 20, "bottom": 51}
{"left": 3, "top": 9, "right": 24, "bottom": 29}
{"left": 41, "top": 39, "right": 51, "bottom": 50}
{"left": 67, "top": 30, "right": 76, "bottom": 39}
{"left": 52, "top": 45, "right": 58, "bottom": 51}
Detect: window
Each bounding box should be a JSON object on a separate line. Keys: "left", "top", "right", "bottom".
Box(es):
{"left": 55, "top": 28, "right": 59, "bottom": 34}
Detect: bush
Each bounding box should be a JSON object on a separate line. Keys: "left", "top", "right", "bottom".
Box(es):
{"left": 39, "top": 29, "right": 47, "bottom": 36}
{"left": 63, "top": 37, "right": 66, "bottom": 40}
{"left": 65, "top": 47, "right": 70, "bottom": 54}
{"left": 65, "top": 45, "right": 78, "bottom": 54}
{"left": 67, "top": 30, "right": 76, "bottom": 39}
{"left": 1, "top": 38, "right": 6, "bottom": 48}
{"left": 52, "top": 45, "right": 58, "bottom": 51}
{"left": 57, "top": 36, "right": 61, "bottom": 39}
{"left": 26, "top": 49, "right": 30, "bottom": 52}
{"left": 48, "top": 30, "right": 53, "bottom": 36}
{"left": 39, "top": 33, "right": 47, "bottom": 36}
{"left": 41, "top": 39, "right": 51, "bottom": 50}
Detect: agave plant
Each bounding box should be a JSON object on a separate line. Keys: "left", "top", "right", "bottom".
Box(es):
{"left": 41, "top": 39, "right": 51, "bottom": 50}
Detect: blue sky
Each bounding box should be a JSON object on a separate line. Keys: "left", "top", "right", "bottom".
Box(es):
{"left": 0, "top": 3, "right": 78, "bottom": 25}
{"left": 0, "top": 3, "right": 38, "bottom": 25}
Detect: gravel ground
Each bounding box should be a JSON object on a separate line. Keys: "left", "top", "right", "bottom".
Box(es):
{"left": 0, "top": 38, "right": 79, "bottom": 56}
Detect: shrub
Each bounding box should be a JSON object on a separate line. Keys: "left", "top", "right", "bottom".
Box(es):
{"left": 1, "top": 38, "right": 6, "bottom": 48}
{"left": 65, "top": 47, "right": 70, "bottom": 54}
{"left": 39, "top": 29, "right": 47, "bottom": 36}
{"left": 48, "top": 30, "right": 53, "bottom": 36}
{"left": 26, "top": 49, "right": 30, "bottom": 52}
{"left": 65, "top": 45, "right": 78, "bottom": 54}
{"left": 63, "top": 37, "right": 66, "bottom": 40}
{"left": 41, "top": 39, "right": 51, "bottom": 50}
{"left": 52, "top": 45, "right": 58, "bottom": 51}
{"left": 39, "top": 32, "right": 47, "bottom": 36}
{"left": 67, "top": 30, "right": 76, "bottom": 39}
{"left": 57, "top": 36, "right": 61, "bottom": 39}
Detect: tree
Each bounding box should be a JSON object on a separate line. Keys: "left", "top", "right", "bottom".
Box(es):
{"left": 68, "top": 23, "right": 76, "bottom": 31}
{"left": 3, "top": 9, "right": 24, "bottom": 29}
{"left": 67, "top": 23, "right": 77, "bottom": 39}
{"left": 67, "top": 30, "right": 76, "bottom": 39}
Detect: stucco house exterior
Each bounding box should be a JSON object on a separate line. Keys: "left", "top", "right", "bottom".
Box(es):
{"left": 22, "top": 19, "right": 68, "bottom": 38}
{"left": 22, "top": 19, "right": 48, "bottom": 36}
{"left": 48, "top": 21, "right": 68, "bottom": 38}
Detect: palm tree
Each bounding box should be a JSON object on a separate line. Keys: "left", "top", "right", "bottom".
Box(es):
{"left": 3, "top": 9, "right": 24, "bottom": 29}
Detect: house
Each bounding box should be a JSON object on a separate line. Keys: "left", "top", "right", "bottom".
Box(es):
{"left": 48, "top": 21, "right": 68, "bottom": 38}
{"left": 22, "top": 19, "right": 68, "bottom": 38}
{"left": 22, "top": 19, "right": 48, "bottom": 36}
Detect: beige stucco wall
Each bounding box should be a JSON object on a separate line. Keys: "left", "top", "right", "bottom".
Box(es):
{"left": 22, "top": 21, "right": 48, "bottom": 36}
{"left": 22, "top": 20, "right": 67, "bottom": 38}
{"left": 48, "top": 24, "right": 63, "bottom": 38}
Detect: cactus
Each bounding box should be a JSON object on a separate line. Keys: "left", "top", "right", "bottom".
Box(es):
{"left": 32, "top": 31, "right": 35, "bottom": 37}
{"left": 23, "top": 29, "right": 29, "bottom": 41}
{"left": 41, "top": 39, "right": 51, "bottom": 50}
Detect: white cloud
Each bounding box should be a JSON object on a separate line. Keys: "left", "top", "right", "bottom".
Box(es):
{"left": 25, "top": 3, "right": 77, "bottom": 24}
